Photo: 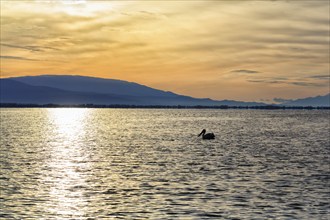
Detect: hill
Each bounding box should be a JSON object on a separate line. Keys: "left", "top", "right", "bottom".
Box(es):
{"left": 0, "top": 79, "right": 138, "bottom": 105}
{"left": 1, "top": 75, "right": 266, "bottom": 106}
{"left": 283, "top": 93, "right": 330, "bottom": 107}
{"left": 3, "top": 75, "right": 328, "bottom": 107}
{"left": 12, "top": 75, "right": 177, "bottom": 97}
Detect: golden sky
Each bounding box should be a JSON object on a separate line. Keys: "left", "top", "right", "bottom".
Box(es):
{"left": 0, "top": 0, "right": 329, "bottom": 102}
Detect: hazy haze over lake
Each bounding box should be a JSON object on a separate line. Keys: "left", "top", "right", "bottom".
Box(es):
{"left": 1, "top": 109, "right": 329, "bottom": 219}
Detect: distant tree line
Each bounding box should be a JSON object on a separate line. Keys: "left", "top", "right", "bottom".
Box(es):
{"left": 0, "top": 103, "right": 329, "bottom": 110}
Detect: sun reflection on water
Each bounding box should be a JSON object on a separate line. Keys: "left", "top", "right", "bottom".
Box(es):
{"left": 49, "top": 108, "right": 88, "bottom": 139}
{"left": 44, "top": 108, "right": 91, "bottom": 218}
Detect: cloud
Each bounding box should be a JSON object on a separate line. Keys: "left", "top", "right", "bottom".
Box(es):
{"left": 231, "top": 69, "right": 259, "bottom": 74}
{"left": 289, "top": 82, "right": 327, "bottom": 87}
{"left": 247, "top": 79, "right": 283, "bottom": 84}
{"left": 0, "top": 56, "right": 38, "bottom": 61}
{"left": 1, "top": 43, "right": 59, "bottom": 52}
{"left": 247, "top": 77, "right": 328, "bottom": 88}
{"left": 273, "top": 98, "right": 293, "bottom": 104}
{"left": 309, "top": 75, "right": 330, "bottom": 79}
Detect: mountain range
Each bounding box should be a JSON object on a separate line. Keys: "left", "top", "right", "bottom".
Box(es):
{"left": 281, "top": 94, "right": 330, "bottom": 107}
{"left": 0, "top": 75, "right": 329, "bottom": 107}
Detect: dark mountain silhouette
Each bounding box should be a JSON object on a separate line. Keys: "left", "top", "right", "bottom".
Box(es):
{"left": 0, "top": 79, "right": 138, "bottom": 105}
{"left": 0, "top": 75, "right": 267, "bottom": 106}
{"left": 12, "top": 75, "right": 177, "bottom": 97}
{"left": 4, "top": 75, "right": 326, "bottom": 106}
{"left": 283, "top": 93, "right": 330, "bottom": 107}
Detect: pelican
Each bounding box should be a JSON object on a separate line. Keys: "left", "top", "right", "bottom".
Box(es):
{"left": 198, "top": 129, "right": 215, "bottom": 139}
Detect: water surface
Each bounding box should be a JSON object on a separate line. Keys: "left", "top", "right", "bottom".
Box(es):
{"left": 1, "top": 109, "right": 329, "bottom": 219}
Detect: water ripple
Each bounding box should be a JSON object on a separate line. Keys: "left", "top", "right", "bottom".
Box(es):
{"left": 0, "top": 109, "right": 329, "bottom": 219}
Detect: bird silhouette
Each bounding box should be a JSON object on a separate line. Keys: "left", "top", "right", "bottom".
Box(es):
{"left": 198, "top": 129, "right": 215, "bottom": 139}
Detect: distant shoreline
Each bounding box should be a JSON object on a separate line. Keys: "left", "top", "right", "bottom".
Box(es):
{"left": 0, "top": 103, "right": 329, "bottom": 110}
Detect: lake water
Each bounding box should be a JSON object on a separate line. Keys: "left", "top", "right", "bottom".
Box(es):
{"left": 0, "top": 108, "right": 329, "bottom": 219}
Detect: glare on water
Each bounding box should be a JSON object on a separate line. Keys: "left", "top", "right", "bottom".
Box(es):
{"left": 48, "top": 108, "right": 89, "bottom": 138}
{"left": 43, "top": 108, "right": 90, "bottom": 217}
